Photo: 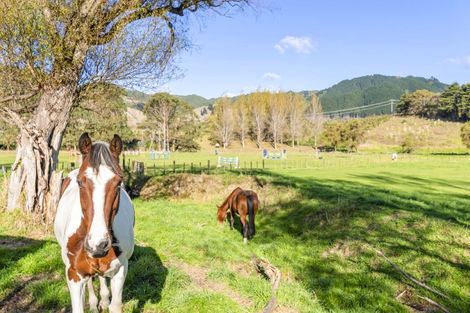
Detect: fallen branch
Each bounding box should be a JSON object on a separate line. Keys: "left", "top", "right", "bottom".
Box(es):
{"left": 372, "top": 247, "right": 450, "bottom": 300}
{"left": 417, "top": 295, "right": 450, "bottom": 313}
{"left": 252, "top": 255, "right": 281, "bottom": 313}
{"left": 395, "top": 289, "right": 407, "bottom": 300}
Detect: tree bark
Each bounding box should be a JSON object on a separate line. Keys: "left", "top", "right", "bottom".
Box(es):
{"left": 7, "top": 86, "right": 76, "bottom": 221}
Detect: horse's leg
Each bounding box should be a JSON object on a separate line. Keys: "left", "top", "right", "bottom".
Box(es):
{"left": 240, "top": 214, "right": 248, "bottom": 244}
{"left": 109, "top": 261, "right": 128, "bottom": 313}
{"left": 229, "top": 209, "right": 235, "bottom": 230}
{"left": 67, "top": 272, "right": 86, "bottom": 313}
{"left": 99, "top": 276, "right": 110, "bottom": 311}
{"left": 87, "top": 278, "right": 99, "bottom": 313}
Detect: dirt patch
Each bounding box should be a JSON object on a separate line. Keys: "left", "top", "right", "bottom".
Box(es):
{"left": 172, "top": 261, "right": 253, "bottom": 308}
{"left": 0, "top": 273, "right": 62, "bottom": 313}
{"left": 228, "top": 262, "right": 255, "bottom": 278}
{"left": 274, "top": 306, "right": 299, "bottom": 313}
{"left": 0, "top": 237, "right": 36, "bottom": 249}
{"left": 395, "top": 288, "right": 441, "bottom": 313}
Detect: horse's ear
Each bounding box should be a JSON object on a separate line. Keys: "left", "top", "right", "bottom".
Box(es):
{"left": 78, "top": 133, "right": 92, "bottom": 156}
{"left": 109, "top": 134, "right": 123, "bottom": 159}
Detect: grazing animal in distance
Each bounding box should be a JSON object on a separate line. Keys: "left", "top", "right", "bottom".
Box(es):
{"left": 54, "top": 133, "right": 134, "bottom": 313}
{"left": 217, "top": 187, "right": 259, "bottom": 243}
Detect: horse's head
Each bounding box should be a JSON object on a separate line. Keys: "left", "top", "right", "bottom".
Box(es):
{"left": 77, "top": 133, "right": 123, "bottom": 258}
{"left": 217, "top": 204, "right": 226, "bottom": 224}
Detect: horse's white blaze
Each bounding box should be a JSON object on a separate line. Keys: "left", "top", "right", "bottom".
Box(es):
{"left": 85, "top": 165, "right": 115, "bottom": 249}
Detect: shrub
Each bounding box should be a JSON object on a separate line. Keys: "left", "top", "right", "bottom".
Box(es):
{"left": 400, "top": 134, "right": 417, "bottom": 153}
{"left": 461, "top": 122, "right": 470, "bottom": 148}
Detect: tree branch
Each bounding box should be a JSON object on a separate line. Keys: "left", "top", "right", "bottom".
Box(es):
{"left": 0, "top": 90, "right": 39, "bottom": 104}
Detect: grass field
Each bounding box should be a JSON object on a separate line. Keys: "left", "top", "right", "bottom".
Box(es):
{"left": 1, "top": 152, "right": 470, "bottom": 312}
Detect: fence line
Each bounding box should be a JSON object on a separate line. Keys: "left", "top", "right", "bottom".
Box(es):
{"left": 120, "top": 154, "right": 441, "bottom": 176}
{"left": 1, "top": 154, "right": 460, "bottom": 178}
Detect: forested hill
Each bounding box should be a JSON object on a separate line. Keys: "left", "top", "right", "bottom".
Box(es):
{"left": 123, "top": 90, "right": 215, "bottom": 109}
{"left": 315, "top": 75, "right": 448, "bottom": 112}
{"left": 123, "top": 75, "right": 448, "bottom": 113}
{"left": 175, "top": 94, "right": 214, "bottom": 108}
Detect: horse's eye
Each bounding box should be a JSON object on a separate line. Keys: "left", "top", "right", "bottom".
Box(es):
{"left": 77, "top": 179, "right": 83, "bottom": 188}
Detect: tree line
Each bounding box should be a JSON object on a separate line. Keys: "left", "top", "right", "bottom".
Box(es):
{"left": 397, "top": 83, "right": 470, "bottom": 121}
{"left": 209, "top": 91, "right": 325, "bottom": 150}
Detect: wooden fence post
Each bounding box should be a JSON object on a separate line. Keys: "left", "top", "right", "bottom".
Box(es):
{"left": 173, "top": 160, "right": 176, "bottom": 174}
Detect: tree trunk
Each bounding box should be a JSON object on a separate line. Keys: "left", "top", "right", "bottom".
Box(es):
{"left": 241, "top": 130, "right": 245, "bottom": 149}
{"left": 256, "top": 127, "right": 262, "bottom": 148}
{"left": 7, "top": 86, "right": 76, "bottom": 223}
{"left": 273, "top": 131, "right": 277, "bottom": 149}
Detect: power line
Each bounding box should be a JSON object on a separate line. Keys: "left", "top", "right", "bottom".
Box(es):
{"left": 305, "top": 99, "right": 399, "bottom": 118}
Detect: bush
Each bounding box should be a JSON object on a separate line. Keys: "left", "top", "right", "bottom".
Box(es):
{"left": 461, "top": 122, "right": 470, "bottom": 148}
{"left": 322, "top": 118, "right": 376, "bottom": 152}
{"left": 400, "top": 134, "right": 417, "bottom": 153}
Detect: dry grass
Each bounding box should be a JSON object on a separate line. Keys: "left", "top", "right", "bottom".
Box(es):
{"left": 364, "top": 116, "right": 464, "bottom": 150}
{"left": 138, "top": 173, "right": 299, "bottom": 208}
{"left": 0, "top": 177, "right": 8, "bottom": 211}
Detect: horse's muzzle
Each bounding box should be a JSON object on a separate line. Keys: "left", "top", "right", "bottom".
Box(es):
{"left": 85, "top": 238, "right": 111, "bottom": 258}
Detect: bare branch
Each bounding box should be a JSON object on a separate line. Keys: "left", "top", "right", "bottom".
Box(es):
{"left": 0, "top": 90, "right": 40, "bottom": 104}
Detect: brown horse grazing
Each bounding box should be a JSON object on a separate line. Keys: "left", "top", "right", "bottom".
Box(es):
{"left": 217, "top": 187, "right": 259, "bottom": 243}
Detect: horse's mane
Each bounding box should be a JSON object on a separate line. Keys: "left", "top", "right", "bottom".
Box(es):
{"left": 89, "top": 142, "right": 120, "bottom": 175}
{"left": 219, "top": 187, "right": 242, "bottom": 209}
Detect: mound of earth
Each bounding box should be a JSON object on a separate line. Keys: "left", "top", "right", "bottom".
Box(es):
{"left": 137, "top": 174, "right": 295, "bottom": 206}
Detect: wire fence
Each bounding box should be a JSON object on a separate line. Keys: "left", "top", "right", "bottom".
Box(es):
{"left": 1, "top": 153, "right": 461, "bottom": 179}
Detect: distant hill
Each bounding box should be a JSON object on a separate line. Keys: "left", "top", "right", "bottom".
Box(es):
{"left": 123, "top": 89, "right": 216, "bottom": 109}
{"left": 175, "top": 94, "right": 215, "bottom": 108}
{"left": 315, "top": 75, "right": 447, "bottom": 114}
{"left": 122, "top": 75, "right": 449, "bottom": 117}
{"left": 122, "top": 89, "right": 151, "bottom": 110}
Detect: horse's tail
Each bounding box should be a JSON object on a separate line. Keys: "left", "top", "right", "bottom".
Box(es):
{"left": 247, "top": 195, "right": 256, "bottom": 238}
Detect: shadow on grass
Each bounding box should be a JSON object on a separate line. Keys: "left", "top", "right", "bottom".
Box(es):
{"left": 125, "top": 245, "right": 167, "bottom": 312}
{"left": 246, "top": 169, "right": 470, "bottom": 312}
{"left": 0, "top": 235, "right": 59, "bottom": 312}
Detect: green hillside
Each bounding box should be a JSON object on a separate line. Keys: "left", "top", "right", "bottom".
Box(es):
{"left": 176, "top": 94, "right": 215, "bottom": 108}
{"left": 123, "top": 90, "right": 215, "bottom": 109}
{"left": 123, "top": 89, "right": 151, "bottom": 110}
{"left": 122, "top": 75, "right": 449, "bottom": 115}
{"left": 316, "top": 75, "right": 447, "bottom": 113}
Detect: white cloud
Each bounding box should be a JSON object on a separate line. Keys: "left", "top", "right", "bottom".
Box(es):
{"left": 262, "top": 72, "right": 281, "bottom": 80}
{"left": 221, "top": 92, "right": 238, "bottom": 97}
{"left": 444, "top": 56, "right": 470, "bottom": 67}
{"left": 274, "top": 36, "right": 315, "bottom": 54}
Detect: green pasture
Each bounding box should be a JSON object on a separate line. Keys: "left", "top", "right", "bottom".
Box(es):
{"left": 0, "top": 153, "right": 469, "bottom": 312}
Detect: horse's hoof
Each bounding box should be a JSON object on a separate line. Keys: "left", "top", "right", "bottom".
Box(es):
{"left": 99, "top": 300, "right": 110, "bottom": 311}
{"left": 109, "top": 303, "right": 123, "bottom": 313}
{"left": 243, "top": 238, "right": 248, "bottom": 244}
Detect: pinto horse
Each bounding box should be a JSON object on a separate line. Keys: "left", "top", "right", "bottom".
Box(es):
{"left": 217, "top": 187, "right": 258, "bottom": 243}
{"left": 55, "top": 133, "right": 134, "bottom": 313}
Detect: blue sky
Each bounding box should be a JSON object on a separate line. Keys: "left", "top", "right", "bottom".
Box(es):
{"left": 161, "top": 0, "right": 470, "bottom": 98}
